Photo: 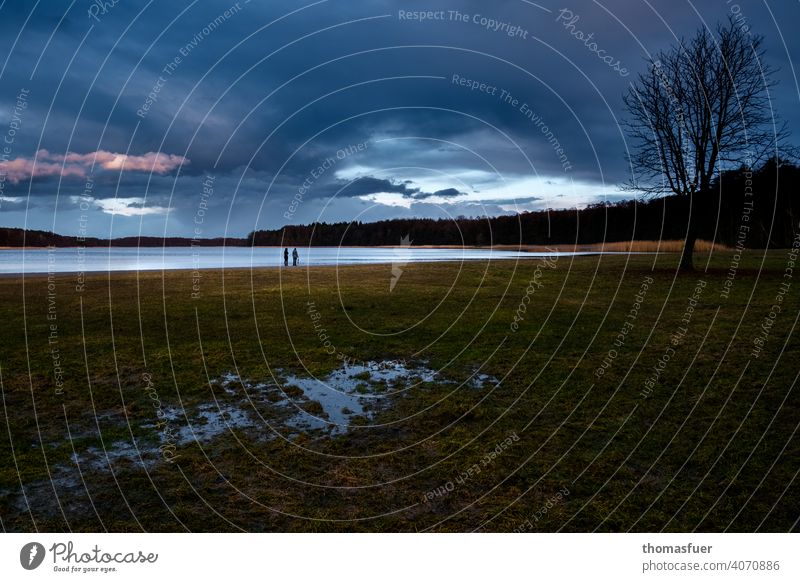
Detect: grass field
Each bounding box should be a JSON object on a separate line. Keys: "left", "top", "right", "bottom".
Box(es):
{"left": 0, "top": 250, "right": 798, "bottom": 532}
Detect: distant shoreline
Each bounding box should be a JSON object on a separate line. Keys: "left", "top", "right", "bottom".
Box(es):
{"left": 0, "top": 240, "right": 730, "bottom": 253}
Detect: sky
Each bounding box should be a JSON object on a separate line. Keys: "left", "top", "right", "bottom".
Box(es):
{"left": 0, "top": 0, "right": 797, "bottom": 239}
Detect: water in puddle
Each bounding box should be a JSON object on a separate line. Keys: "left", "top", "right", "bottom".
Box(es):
{"left": 71, "top": 441, "right": 151, "bottom": 471}
{"left": 7, "top": 361, "right": 500, "bottom": 517}
{"left": 172, "top": 404, "right": 251, "bottom": 445}
{"left": 63, "top": 360, "right": 498, "bottom": 472}
{"left": 278, "top": 361, "right": 438, "bottom": 433}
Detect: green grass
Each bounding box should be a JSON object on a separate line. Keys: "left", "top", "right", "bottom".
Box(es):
{"left": 0, "top": 250, "right": 798, "bottom": 532}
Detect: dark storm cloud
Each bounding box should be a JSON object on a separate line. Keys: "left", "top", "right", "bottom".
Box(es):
{"left": 332, "top": 176, "right": 420, "bottom": 198}
{"left": 411, "top": 187, "right": 465, "bottom": 200}
{"left": 505, "top": 196, "right": 543, "bottom": 204}
{"left": 312, "top": 177, "right": 466, "bottom": 200}
{"left": 0, "top": 0, "right": 797, "bottom": 236}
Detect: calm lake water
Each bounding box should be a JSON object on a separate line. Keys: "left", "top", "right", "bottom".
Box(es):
{"left": 0, "top": 246, "right": 589, "bottom": 275}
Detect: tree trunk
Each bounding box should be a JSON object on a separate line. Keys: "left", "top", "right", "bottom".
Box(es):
{"left": 680, "top": 199, "right": 697, "bottom": 272}
{"left": 680, "top": 231, "right": 696, "bottom": 271}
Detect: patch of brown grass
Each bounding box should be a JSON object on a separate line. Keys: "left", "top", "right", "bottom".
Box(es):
{"left": 495, "top": 239, "right": 730, "bottom": 253}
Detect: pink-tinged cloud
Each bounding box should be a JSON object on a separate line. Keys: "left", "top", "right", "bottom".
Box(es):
{"left": 0, "top": 157, "right": 87, "bottom": 183}
{"left": 0, "top": 149, "right": 189, "bottom": 183}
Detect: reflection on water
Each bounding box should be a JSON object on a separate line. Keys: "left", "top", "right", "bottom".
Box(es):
{"left": 0, "top": 246, "right": 590, "bottom": 274}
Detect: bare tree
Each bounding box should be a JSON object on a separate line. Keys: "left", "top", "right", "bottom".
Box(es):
{"left": 623, "top": 18, "right": 787, "bottom": 271}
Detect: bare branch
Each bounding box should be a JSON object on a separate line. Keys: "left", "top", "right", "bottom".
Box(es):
{"left": 622, "top": 16, "right": 788, "bottom": 199}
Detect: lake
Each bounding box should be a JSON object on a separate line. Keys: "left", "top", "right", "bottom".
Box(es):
{"left": 0, "top": 246, "right": 591, "bottom": 275}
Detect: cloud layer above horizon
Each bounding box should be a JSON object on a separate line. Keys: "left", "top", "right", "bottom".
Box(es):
{"left": 0, "top": 0, "right": 797, "bottom": 238}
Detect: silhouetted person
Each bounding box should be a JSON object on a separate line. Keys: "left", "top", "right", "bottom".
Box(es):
{"left": 292, "top": 248, "right": 299, "bottom": 266}
{"left": 283, "top": 248, "right": 289, "bottom": 266}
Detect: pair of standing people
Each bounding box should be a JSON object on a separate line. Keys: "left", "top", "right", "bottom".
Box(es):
{"left": 284, "top": 247, "right": 299, "bottom": 266}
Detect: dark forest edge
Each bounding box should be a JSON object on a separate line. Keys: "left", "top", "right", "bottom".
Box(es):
{"left": 2, "top": 159, "right": 797, "bottom": 249}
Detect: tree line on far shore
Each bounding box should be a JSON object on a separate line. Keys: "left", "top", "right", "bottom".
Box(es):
{"left": 250, "top": 158, "right": 799, "bottom": 249}
{"left": 0, "top": 229, "right": 242, "bottom": 247}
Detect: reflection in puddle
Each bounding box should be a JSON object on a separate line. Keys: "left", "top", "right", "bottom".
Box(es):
{"left": 63, "top": 360, "right": 499, "bottom": 472}
{"left": 7, "top": 361, "right": 501, "bottom": 517}
{"left": 279, "top": 360, "right": 437, "bottom": 433}
{"left": 173, "top": 404, "right": 251, "bottom": 445}
{"left": 71, "top": 440, "right": 149, "bottom": 471}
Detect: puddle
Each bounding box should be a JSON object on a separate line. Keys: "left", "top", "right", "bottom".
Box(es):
{"left": 58, "top": 360, "right": 499, "bottom": 473}
{"left": 72, "top": 440, "right": 153, "bottom": 471}
{"left": 213, "top": 372, "right": 242, "bottom": 396}
{"left": 278, "top": 360, "right": 438, "bottom": 434}
{"left": 2, "top": 361, "right": 503, "bottom": 523}
{"left": 4, "top": 361, "right": 502, "bottom": 520}
{"left": 172, "top": 403, "right": 252, "bottom": 445}
{"left": 469, "top": 372, "right": 499, "bottom": 389}
{"left": 4, "top": 471, "right": 89, "bottom": 518}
